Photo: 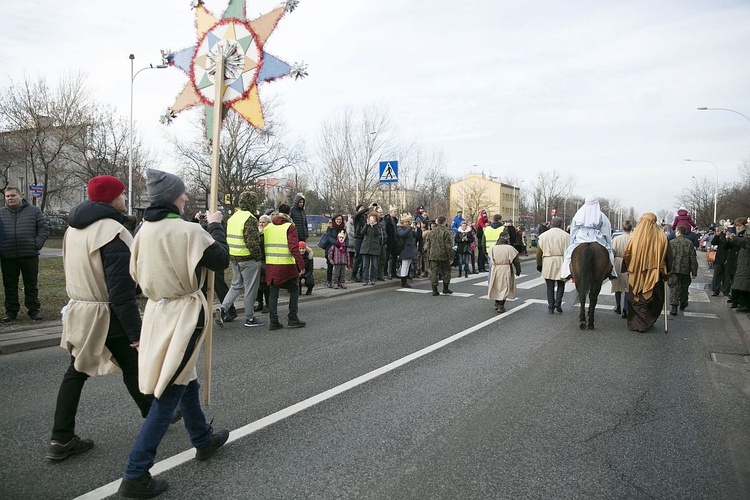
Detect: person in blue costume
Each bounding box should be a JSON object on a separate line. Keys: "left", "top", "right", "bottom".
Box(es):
{"left": 560, "top": 195, "right": 616, "bottom": 280}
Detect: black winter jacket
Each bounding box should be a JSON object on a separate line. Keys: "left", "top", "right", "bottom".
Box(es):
{"left": 0, "top": 200, "right": 49, "bottom": 259}
{"left": 290, "top": 194, "right": 308, "bottom": 242}
{"left": 67, "top": 201, "right": 142, "bottom": 342}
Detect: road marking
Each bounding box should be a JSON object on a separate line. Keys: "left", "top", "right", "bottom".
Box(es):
{"left": 75, "top": 301, "right": 535, "bottom": 500}
{"left": 690, "top": 290, "right": 710, "bottom": 303}
{"left": 517, "top": 277, "right": 544, "bottom": 289}
{"left": 397, "top": 288, "right": 431, "bottom": 294}
{"left": 683, "top": 312, "right": 719, "bottom": 319}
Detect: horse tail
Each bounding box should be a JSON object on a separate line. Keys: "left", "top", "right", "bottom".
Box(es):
{"left": 577, "top": 243, "right": 593, "bottom": 299}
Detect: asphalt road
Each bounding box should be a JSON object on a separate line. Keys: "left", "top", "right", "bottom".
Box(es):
{"left": 1, "top": 261, "right": 748, "bottom": 499}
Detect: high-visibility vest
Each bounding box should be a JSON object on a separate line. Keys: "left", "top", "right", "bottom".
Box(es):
{"left": 484, "top": 225, "right": 505, "bottom": 252}
{"left": 226, "top": 210, "right": 256, "bottom": 257}
{"left": 264, "top": 222, "right": 295, "bottom": 265}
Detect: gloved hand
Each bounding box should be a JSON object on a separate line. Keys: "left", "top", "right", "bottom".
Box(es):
{"left": 516, "top": 271, "right": 521, "bottom": 277}
{"left": 537, "top": 265, "right": 542, "bottom": 273}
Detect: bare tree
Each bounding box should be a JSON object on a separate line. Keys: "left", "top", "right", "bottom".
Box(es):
{"left": 0, "top": 72, "right": 92, "bottom": 211}
{"left": 172, "top": 109, "right": 305, "bottom": 209}
{"left": 312, "top": 106, "right": 399, "bottom": 213}
{"left": 529, "top": 170, "right": 575, "bottom": 224}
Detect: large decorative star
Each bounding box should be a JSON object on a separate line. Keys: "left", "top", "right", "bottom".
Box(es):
{"left": 165, "top": 0, "right": 304, "bottom": 138}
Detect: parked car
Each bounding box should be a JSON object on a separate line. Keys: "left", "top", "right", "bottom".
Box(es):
{"left": 47, "top": 215, "right": 68, "bottom": 237}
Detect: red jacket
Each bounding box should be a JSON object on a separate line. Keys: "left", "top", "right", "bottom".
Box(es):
{"left": 265, "top": 214, "right": 304, "bottom": 286}
{"left": 672, "top": 209, "right": 696, "bottom": 231}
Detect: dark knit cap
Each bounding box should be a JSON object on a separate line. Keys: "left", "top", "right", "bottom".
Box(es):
{"left": 88, "top": 175, "right": 126, "bottom": 203}
{"left": 146, "top": 169, "right": 185, "bottom": 204}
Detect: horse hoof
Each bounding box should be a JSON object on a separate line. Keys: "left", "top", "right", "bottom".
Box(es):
{"left": 588, "top": 324, "right": 595, "bottom": 330}
{"left": 579, "top": 322, "right": 586, "bottom": 330}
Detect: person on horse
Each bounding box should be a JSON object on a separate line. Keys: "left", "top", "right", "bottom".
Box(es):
{"left": 560, "top": 195, "right": 616, "bottom": 281}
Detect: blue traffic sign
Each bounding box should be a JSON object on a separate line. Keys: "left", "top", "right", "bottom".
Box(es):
{"left": 379, "top": 161, "right": 398, "bottom": 183}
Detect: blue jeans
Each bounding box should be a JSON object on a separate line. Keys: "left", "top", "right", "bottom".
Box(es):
{"left": 124, "top": 379, "right": 212, "bottom": 479}
{"left": 362, "top": 254, "right": 379, "bottom": 283}
{"left": 458, "top": 253, "right": 470, "bottom": 273}
{"left": 351, "top": 239, "right": 363, "bottom": 280}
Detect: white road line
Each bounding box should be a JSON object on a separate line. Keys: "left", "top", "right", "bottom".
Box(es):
{"left": 683, "top": 312, "right": 719, "bottom": 319}
{"left": 74, "top": 301, "right": 534, "bottom": 500}
{"left": 478, "top": 295, "right": 518, "bottom": 301}
{"left": 397, "top": 288, "right": 431, "bottom": 294}
{"left": 690, "top": 290, "right": 710, "bottom": 303}
{"left": 517, "top": 277, "right": 545, "bottom": 289}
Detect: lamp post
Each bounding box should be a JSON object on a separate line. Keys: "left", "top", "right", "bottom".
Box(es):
{"left": 697, "top": 107, "right": 750, "bottom": 123}
{"left": 512, "top": 180, "right": 524, "bottom": 225}
{"left": 684, "top": 159, "right": 718, "bottom": 226}
{"left": 129, "top": 54, "right": 167, "bottom": 215}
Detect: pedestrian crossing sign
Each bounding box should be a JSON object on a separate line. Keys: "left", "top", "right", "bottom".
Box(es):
{"left": 379, "top": 161, "right": 398, "bottom": 183}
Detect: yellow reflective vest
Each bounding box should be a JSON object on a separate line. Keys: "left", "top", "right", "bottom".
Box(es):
{"left": 484, "top": 225, "right": 505, "bottom": 252}
{"left": 226, "top": 210, "right": 256, "bottom": 257}
{"left": 264, "top": 222, "right": 295, "bottom": 265}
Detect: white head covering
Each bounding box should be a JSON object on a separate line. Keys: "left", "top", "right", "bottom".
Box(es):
{"left": 572, "top": 195, "right": 602, "bottom": 227}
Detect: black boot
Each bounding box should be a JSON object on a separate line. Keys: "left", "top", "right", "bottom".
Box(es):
{"left": 442, "top": 283, "right": 453, "bottom": 294}
{"left": 432, "top": 285, "right": 439, "bottom": 296}
{"left": 670, "top": 304, "right": 677, "bottom": 316}
{"left": 401, "top": 277, "right": 412, "bottom": 288}
{"left": 118, "top": 472, "right": 169, "bottom": 499}
{"left": 497, "top": 300, "right": 506, "bottom": 313}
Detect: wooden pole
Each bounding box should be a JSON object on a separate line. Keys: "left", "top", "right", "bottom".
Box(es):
{"left": 664, "top": 281, "right": 669, "bottom": 333}
{"left": 203, "top": 53, "right": 225, "bottom": 405}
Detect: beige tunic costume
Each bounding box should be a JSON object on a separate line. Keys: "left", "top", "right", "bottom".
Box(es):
{"left": 131, "top": 217, "right": 215, "bottom": 398}
{"left": 488, "top": 244, "right": 520, "bottom": 301}
{"left": 61, "top": 219, "right": 133, "bottom": 376}
{"left": 537, "top": 227, "right": 570, "bottom": 280}
{"left": 611, "top": 232, "right": 632, "bottom": 293}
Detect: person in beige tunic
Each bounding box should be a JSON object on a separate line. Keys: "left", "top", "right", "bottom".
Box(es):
{"left": 536, "top": 217, "right": 571, "bottom": 314}
{"left": 611, "top": 220, "right": 633, "bottom": 318}
{"left": 119, "top": 169, "right": 230, "bottom": 499}
{"left": 47, "top": 176, "right": 152, "bottom": 462}
{"left": 487, "top": 233, "right": 522, "bottom": 313}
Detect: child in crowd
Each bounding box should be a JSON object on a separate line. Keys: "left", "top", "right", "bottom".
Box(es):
{"left": 328, "top": 230, "right": 350, "bottom": 289}
{"left": 299, "top": 241, "right": 315, "bottom": 295}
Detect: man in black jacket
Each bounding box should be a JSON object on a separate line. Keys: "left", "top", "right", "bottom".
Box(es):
{"left": 0, "top": 187, "right": 49, "bottom": 321}
{"left": 47, "top": 176, "right": 154, "bottom": 462}
{"left": 711, "top": 226, "right": 731, "bottom": 296}
{"left": 290, "top": 193, "right": 308, "bottom": 242}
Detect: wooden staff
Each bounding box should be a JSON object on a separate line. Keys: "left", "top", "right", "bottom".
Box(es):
{"left": 663, "top": 280, "right": 669, "bottom": 333}
{"left": 204, "top": 53, "right": 225, "bottom": 405}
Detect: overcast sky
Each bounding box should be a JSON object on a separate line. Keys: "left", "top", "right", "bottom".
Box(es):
{"left": 3, "top": 0, "right": 750, "bottom": 216}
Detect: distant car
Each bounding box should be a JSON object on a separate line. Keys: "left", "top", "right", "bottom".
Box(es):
{"left": 47, "top": 215, "right": 68, "bottom": 237}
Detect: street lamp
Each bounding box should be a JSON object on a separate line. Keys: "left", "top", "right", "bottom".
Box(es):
{"left": 129, "top": 54, "right": 167, "bottom": 215}
{"left": 697, "top": 107, "right": 750, "bottom": 123}
{"left": 684, "top": 159, "right": 718, "bottom": 226}
{"left": 512, "top": 180, "right": 524, "bottom": 225}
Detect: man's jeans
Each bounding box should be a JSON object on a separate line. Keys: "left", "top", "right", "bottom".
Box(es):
{"left": 124, "top": 379, "right": 211, "bottom": 479}
{"left": 52, "top": 336, "right": 153, "bottom": 442}
{"left": 221, "top": 259, "right": 261, "bottom": 320}
{"left": 1, "top": 256, "right": 40, "bottom": 314}
{"left": 269, "top": 279, "right": 300, "bottom": 323}
{"left": 351, "top": 239, "right": 363, "bottom": 280}
{"left": 545, "top": 279, "right": 566, "bottom": 309}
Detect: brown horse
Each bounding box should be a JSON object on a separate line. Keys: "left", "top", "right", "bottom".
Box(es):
{"left": 570, "top": 242, "right": 613, "bottom": 330}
